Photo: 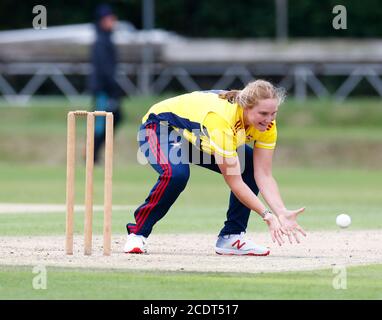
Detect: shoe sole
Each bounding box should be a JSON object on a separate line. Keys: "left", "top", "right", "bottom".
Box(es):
{"left": 215, "top": 249, "right": 270, "bottom": 256}
{"left": 125, "top": 247, "right": 145, "bottom": 254}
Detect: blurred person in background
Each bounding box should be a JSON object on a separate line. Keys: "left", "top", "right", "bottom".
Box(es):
{"left": 88, "top": 3, "right": 124, "bottom": 163}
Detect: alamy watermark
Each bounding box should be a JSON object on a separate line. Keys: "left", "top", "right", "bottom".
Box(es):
{"left": 32, "top": 265, "right": 47, "bottom": 290}
{"left": 32, "top": 5, "right": 47, "bottom": 29}
{"left": 332, "top": 5, "right": 347, "bottom": 30}
{"left": 136, "top": 125, "right": 247, "bottom": 175}
{"left": 332, "top": 266, "right": 347, "bottom": 290}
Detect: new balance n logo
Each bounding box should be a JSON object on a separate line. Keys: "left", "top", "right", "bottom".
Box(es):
{"left": 232, "top": 240, "right": 246, "bottom": 249}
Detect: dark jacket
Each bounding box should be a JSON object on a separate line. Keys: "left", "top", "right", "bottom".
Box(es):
{"left": 88, "top": 23, "right": 119, "bottom": 97}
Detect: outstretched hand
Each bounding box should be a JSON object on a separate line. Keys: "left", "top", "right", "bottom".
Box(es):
{"left": 263, "top": 214, "right": 285, "bottom": 246}
{"left": 277, "top": 207, "right": 306, "bottom": 244}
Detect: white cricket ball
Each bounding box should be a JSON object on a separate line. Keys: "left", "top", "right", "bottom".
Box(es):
{"left": 336, "top": 214, "right": 351, "bottom": 228}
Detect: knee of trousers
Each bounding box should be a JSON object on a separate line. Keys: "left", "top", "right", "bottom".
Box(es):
{"left": 166, "top": 168, "right": 190, "bottom": 191}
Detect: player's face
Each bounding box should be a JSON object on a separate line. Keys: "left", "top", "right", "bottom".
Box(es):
{"left": 243, "top": 98, "right": 278, "bottom": 131}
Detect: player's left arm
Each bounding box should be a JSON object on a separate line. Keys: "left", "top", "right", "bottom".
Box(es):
{"left": 253, "top": 147, "right": 307, "bottom": 243}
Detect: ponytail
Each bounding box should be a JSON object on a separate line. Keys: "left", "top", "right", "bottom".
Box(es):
{"left": 218, "top": 80, "right": 286, "bottom": 109}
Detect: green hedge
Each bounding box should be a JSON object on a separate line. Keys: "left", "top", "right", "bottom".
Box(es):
{"left": 0, "top": 0, "right": 381, "bottom": 38}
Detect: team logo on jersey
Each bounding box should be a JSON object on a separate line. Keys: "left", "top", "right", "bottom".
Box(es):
{"left": 234, "top": 120, "right": 242, "bottom": 133}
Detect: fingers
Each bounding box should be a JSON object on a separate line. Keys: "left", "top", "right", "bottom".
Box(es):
{"left": 283, "top": 227, "right": 305, "bottom": 244}
{"left": 275, "top": 230, "right": 285, "bottom": 245}
{"left": 271, "top": 232, "right": 276, "bottom": 244}
{"left": 280, "top": 227, "right": 288, "bottom": 235}
{"left": 273, "top": 231, "right": 281, "bottom": 246}
{"left": 296, "top": 225, "right": 307, "bottom": 237}
{"left": 278, "top": 230, "right": 285, "bottom": 243}
{"left": 291, "top": 230, "right": 300, "bottom": 244}
{"left": 285, "top": 230, "right": 293, "bottom": 244}
{"left": 281, "top": 227, "right": 296, "bottom": 245}
{"left": 272, "top": 230, "right": 284, "bottom": 246}
{"left": 270, "top": 227, "right": 306, "bottom": 246}
{"left": 275, "top": 231, "right": 283, "bottom": 246}
{"left": 295, "top": 207, "right": 306, "bottom": 215}
{"left": 288, "top": 226, "right": 307, "bottom": 243}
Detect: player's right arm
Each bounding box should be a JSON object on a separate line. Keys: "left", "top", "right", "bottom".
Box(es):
{"left": 216, "top": 155, "right": 285, "bottom": 246}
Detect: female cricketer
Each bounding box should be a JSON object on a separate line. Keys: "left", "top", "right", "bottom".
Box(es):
{"left": 124, "top": 80, "right": 306, "bottom": 255}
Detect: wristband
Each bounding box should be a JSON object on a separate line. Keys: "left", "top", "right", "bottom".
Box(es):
{"left": 260, "top": 209, "right": 273, "bottom": 219}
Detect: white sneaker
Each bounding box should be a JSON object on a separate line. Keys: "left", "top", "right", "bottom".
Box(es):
{"left": 124, "top": 233, "right": 147, "bottom": 254}
{"left": 215, "top": 232, "right": 270, "bottom": 256}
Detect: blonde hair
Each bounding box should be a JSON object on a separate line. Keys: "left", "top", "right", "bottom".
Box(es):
{"left": 218, "top": 80, "right": 286, "bottom": 108}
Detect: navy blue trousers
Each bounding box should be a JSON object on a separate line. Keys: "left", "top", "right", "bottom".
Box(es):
{"left": 127, "top": 122, "right": 259, "bottom": 237}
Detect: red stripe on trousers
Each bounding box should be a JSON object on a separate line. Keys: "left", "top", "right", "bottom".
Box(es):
{"left": 134, "top": 123, "right": 164, "bottom": 226}
{"left": 136, "top": 123, "right": 172, "bottom": 229}
{"left": 135, "top": 123, "right": 172, "bottom": 231}
{"left": 133, "top": 124, "right": 162, "bottom": 228}
{"left": 136, "top": 123, "right": 172, "bottom": 228}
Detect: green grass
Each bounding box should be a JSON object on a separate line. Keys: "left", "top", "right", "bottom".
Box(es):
{"left": 2, "top": 95, "right": 381, "bottom": 128}
{"left": 0, "top": 264, "right": 381, "bottom": 299}
{"left": 1, "top": 96, "right": 382, "bottom": 167}
{"left": 0, "top": 163, "right": 381, "bottom": 235}
{"left": 1, "top": 96, "right": 382, "bottom": 300}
